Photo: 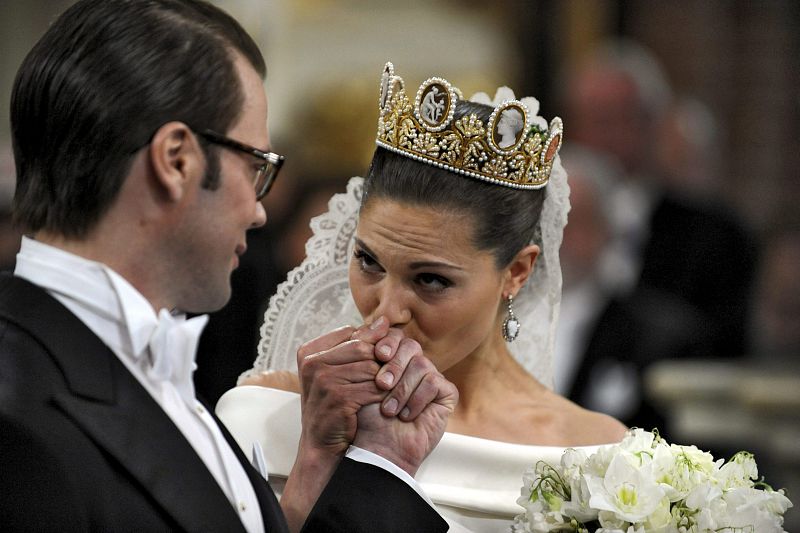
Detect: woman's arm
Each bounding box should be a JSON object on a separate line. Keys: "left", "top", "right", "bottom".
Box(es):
{"left": 240, "top": 370, "right": 301, "bottom": 393}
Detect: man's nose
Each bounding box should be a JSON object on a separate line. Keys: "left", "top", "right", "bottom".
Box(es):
{"left": 251, "top": 200, "right": 267, "bottom": 228}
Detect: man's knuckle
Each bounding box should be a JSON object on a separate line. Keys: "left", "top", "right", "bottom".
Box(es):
{"left": 401, "top": 338, "right": 422, "bottom": 353}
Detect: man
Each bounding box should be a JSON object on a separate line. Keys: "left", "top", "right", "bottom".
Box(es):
{"left": 0, "top": 1, "right": 456, "bottom": 531}
{"left": 560, "top": 40, "right": 757, "bottom": 431}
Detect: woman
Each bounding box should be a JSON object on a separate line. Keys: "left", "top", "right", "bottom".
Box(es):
{"left": 218, "top": 63, "right": 626, "bottom": 531}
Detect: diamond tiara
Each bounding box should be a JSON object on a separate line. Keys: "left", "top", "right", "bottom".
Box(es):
{"left": 375, "top": 62, "right": 563, "bottom": 189}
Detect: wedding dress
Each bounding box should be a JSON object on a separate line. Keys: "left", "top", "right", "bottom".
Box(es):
{"left": 216, "top": 141, "right": 574, "bottom": 531}
{"left": 217, "top": 386, "right": 600, "bottom": 533}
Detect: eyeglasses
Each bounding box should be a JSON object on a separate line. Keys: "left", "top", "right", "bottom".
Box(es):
{"left": 195, "top": 129, "right": 285, "bottom": 200}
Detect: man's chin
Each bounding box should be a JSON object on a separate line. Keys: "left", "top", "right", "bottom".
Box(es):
{"left": 182, "top": 285, "right": 232, "bottom": 315}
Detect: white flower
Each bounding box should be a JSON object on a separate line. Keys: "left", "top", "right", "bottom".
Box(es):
{"left": 560, "top": 448, "right": 596, "bottom": 522}
{"left": 655, "top": 443, "right": 719, "bottom": 501}
{"left": 585, "top": 443, "right": 620, "bottom": 478}
{"left": 587, "top": 452, "right": 667, "bottom": 523}
{"left": 513, "top": 430, "right": 793, "bottom": 533}
{"left": 641, "top": 496, "right": 672, "bottom": 533}
{"left": 712, "top": 487, "right": 792, "bottom": 532}
{"left": 717, "top": 451, "right": 758, "bottom": 489}
{"left": 512, "top": 507, "right": 569, "bottom": 533}
{"left": 596, "top": 510, "right": 628, "bottom": 530}
{"left": 684, "top": 481, "right": 722, "bottom": 510}
{"left": 618, "top": 428, "right": 658, "bottom": 456}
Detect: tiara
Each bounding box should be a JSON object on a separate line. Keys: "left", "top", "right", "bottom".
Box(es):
{"left": 376, "top": 62, "right": 563, "bottom": 189}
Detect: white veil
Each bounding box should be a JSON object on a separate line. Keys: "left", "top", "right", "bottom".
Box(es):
{"left": 240, "top": 157, "right": 569, "bottom": 389}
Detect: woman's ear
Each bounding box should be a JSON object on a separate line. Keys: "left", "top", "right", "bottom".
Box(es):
{"left": 502, "top": 244, "right": 540, "bottom": 297}
{"left": 148, "top": 121, "right": 204, "bottom": 202}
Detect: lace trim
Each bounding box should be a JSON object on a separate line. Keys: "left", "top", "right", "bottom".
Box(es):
{"left": 242, "top": 178, "right": 364, "bottom": 383}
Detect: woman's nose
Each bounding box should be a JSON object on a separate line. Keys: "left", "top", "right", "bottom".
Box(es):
{"left": 373, "top": 281, "right": 412, "bottom": 328}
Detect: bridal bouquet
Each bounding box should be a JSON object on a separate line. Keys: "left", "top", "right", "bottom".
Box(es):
{"left": 512, "top": 429, "right": 792, "bottom": 533}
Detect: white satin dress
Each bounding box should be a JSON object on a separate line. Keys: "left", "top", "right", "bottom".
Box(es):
{"left": 216, "top": 386, "right": 600, "bottom": 533}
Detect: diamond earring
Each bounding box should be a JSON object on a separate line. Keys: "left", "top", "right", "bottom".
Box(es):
{"left": 502, "top": 294, "right": 520, "bottom": 342}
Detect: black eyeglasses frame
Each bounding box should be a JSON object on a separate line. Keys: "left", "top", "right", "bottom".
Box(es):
{"left": 195, "top": 129, "right": 284, "bottom": 200}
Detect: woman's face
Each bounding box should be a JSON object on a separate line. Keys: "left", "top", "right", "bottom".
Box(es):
{"left": 349, "top": 198, "right": 506, "bottom": 372}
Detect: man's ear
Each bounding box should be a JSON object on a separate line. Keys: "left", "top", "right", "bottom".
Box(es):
{"left": 148, "top": 122, "right": 204, "bottom": 202}
{"left": 502, "top": 244, "right": 540, "bottom": 297}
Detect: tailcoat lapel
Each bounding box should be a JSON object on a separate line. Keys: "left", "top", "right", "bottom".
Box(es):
{"left": 0, "top": 274, "right": 247, "bottom": 532}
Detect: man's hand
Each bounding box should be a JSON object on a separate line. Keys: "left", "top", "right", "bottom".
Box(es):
{"left": 281, "top": 317, "right": 458, "bottom": 531}
{"left": 281, "top": 317, "right": 394, "bottom": 531}
{"left": 353, "top": 337, "right": 458, "bottom": 477}
{"left": 295, "top": 320, "right": 390, "bottom": 459}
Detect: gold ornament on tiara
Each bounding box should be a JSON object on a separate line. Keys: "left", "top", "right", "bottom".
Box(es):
{"left": 376, "top": 62, "right": 563, "bottom": 189}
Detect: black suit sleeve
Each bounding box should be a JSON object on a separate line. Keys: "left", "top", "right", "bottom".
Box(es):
{"left": 302, "top": 458, "right": 448, "bottom": 533}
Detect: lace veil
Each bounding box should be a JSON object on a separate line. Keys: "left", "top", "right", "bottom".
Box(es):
{"left": 241, "top": 100, "right": 570, "bottom": 389}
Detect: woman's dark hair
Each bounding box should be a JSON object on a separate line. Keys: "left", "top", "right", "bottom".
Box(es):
{"left": 362, "top": 100, "right": 546, "bottom": 268}
{"left": 10, "top": 0, "right": 266, "bottom": 238}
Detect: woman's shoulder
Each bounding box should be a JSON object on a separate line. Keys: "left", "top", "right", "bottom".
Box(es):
{"left": 239, "top": 370, "right": 301, "bottom": 393}
{"left": 546, "top": 393, "right": 627, "bottom": 445}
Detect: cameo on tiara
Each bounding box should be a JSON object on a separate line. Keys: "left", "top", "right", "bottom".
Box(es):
{"left": 414, "top": 78, "right": 456, "bottom": 132}
{"left": 488, "top": 101, "right": 529, "bottom": 153}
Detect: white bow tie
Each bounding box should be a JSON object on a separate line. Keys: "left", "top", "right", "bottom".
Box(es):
{"left": 146, "top": 309, "right": 209, "bottom": 405}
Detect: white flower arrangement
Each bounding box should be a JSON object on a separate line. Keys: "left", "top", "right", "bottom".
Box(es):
{"left": 513, "top": 429, "right": 793, "bottom": 533}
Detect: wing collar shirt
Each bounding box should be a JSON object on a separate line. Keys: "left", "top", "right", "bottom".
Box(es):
{"left": 14, "top": 237, "right": 264, "bottom": 533}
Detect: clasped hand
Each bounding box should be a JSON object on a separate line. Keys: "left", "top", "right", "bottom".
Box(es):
{"left": 296, "top": 315, "right": 458, "bottom": 477}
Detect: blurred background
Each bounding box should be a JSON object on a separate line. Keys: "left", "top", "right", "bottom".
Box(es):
{"left": 1, "top": 0, "right": 798, "bottom": 524}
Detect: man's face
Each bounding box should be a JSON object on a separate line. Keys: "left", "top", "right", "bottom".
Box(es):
{"left": 567, "top": 66, "right": 650, "bottom": 174}
{"left": 172, "top": 54, "right": 269, "bottom": 313}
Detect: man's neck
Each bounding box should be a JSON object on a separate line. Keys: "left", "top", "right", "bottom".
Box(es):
{"left": 32, "top": 230, "right": 171, "bottom": 312}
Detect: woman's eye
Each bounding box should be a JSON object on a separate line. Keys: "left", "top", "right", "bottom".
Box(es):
{"left": 353, "top": 249, "right": 381, "bottom": 272}
{"left": 416, "top": 273, "right": 451, "bottom": 291}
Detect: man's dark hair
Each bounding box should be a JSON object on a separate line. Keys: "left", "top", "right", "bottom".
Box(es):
{"left": 362, "top": 100, "right": 546, "bottom": 269}
{"left": 10, "top": 0, "right": 266, "bottom": 238}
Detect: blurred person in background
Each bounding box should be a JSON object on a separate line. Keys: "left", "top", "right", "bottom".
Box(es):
{"left": 557, "top": 146, "right": 708, "bottom": 433}
{"left": 750, "top": 224, "right": 800, "bottom": 366}
{"left": 655, "top": 97, "right": 723, "bottom": 199}
{"left": 562, "top": 39, "right": 758, "bottom": 431}
{"left": 554, "top": 146, "right": 618, "bottom": 396}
